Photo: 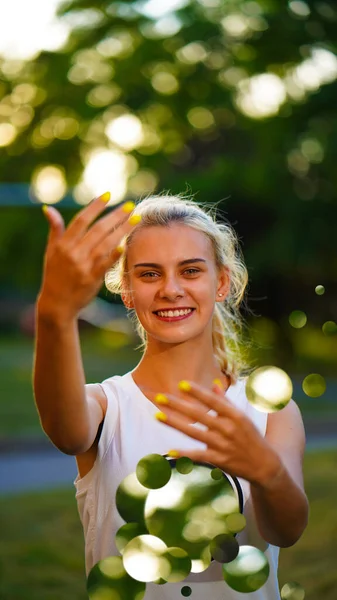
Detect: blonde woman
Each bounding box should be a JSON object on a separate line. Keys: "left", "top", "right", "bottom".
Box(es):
{"left": 34, "top": 192, "right": 308, "bottom": 599}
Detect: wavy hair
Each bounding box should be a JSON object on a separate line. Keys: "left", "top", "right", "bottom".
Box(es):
{"left": 105, "top": 193, "right": 250, "bottom": 383}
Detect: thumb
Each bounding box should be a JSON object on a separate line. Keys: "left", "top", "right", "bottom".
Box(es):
{"left": 42, "top": 204, "right": 65, "bottom": 246}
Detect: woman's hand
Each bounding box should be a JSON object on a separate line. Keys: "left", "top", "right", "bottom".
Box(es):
{"left": 37, "top": 193, "right": 139, "bottom": 325}
{"left": 151, "top": 381, "right": 282, "bottom": 487}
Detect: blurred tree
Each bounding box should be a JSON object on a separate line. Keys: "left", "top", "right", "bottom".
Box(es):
{"left": 0, "top": 0, "right": 336, "bottom": 328}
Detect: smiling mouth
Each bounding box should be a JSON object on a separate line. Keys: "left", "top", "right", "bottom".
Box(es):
{"left": 153, "top": 308, "right": 195, "bottom": 321}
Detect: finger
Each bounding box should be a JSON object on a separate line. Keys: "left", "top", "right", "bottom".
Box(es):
{"left": 154, "top": 409, "right": 226, "bottom": 453}
{"left": 166, "top": 448, "right": 229, "bottom": 472}
{"left": 42, "top": 205, "right": 65, "bottom": 248}
{"left": 178, "top": 381, "right": 237, "bottom": 418}
{"left": 78, "top": 200, "right": 137, "bottom": 254}
{"left": 91, "top": 211, "right": 142, "bottom": 273}
{"left": 62, "top": 191, "right": 112, "bottom": 244}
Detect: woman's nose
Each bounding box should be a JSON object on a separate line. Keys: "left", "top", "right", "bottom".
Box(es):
{"left": 158, "top": 276, "right": 184, "bottom": 299}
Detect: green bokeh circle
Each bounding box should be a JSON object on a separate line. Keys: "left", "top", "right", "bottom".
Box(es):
{"left": 136, "top": 454, "right": 172, "bottom": 489}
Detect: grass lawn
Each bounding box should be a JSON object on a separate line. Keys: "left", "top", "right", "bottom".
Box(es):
{"left": 0, "top": 332, "right": 336, "bottom": 439}
{"left": 0, "top": 449, "right": 336, "bottom": 599}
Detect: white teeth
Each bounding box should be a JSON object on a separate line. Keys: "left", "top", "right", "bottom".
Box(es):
{"left": 157, "top": 308, "right": 193, "bottom": 317}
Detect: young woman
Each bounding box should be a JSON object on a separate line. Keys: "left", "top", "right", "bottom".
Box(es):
{"left": 34, "top": 192, "right": 308, "bottom": 599}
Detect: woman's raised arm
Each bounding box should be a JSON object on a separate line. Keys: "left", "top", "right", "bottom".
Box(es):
{"left": 33, "top": 194, "right": 139, "bottom": 454}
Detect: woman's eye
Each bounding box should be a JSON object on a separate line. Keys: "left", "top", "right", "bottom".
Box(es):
{"left": 184, "top": 268, "right": 200, "bottom": 275}
{"left": 141, "top": 272, "right": 159, "bottom": 278}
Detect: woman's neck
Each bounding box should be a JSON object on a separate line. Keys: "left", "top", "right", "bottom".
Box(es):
{"left": 132, "top": 336, "right": 229, "bottom": 395}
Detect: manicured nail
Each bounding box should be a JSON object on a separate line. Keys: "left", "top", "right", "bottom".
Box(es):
{"left": 167, "top": 450, "right": 179, "bottom": 458}
{"left": 155, "top": 411, "right": 167, "bottom": 422}
{"left": 178, "top": 380, "right": 191, "bottom": 392}
{"left": 213, "top": 379, "right": 223, "bottom": 390}
{"left": 116, "top": 245, "right": 124, "bottom": 254}
{"left": 128, "top": 214, "right": 142, "bottom": 226}
{"left": 98, "top": 191, "right": 111, "bottom": 203}
{"left": 122, "top": 201, "right": 136, "bottom": 214}
{"left": 155, "top": 393, "right": 169, "bottom": 405}
{"left": 42, "top": 205, "right": 49, "bottom": 216}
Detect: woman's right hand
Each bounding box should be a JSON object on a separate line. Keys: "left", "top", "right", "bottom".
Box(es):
{"left": 37, "top": 192, "right": 139, "bottom": 325}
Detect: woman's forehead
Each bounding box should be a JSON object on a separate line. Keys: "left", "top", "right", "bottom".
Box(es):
{"left": 128, "top": 223, "right": 213, "bottom": 261}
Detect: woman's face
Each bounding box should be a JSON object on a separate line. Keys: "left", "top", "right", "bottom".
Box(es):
{"left": 123, "top": 223, "right": 228, "bottom": 347}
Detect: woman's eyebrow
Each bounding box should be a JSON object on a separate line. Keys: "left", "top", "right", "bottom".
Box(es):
{"left": 133, "top": 258, "right": 207, "bottom": 268}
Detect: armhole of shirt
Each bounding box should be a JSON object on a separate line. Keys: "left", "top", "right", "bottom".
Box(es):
{"left": 74, "top": 379, "right": 120, "bottom": 493}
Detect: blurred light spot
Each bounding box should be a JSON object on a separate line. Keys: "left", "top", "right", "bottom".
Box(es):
{"left": 97, "top": 30, "right": 136, "bottom": 59}
{"left": 289, "top": 1, "right": 310, "bottom": 17}
{"left": 137, "top": 125, "right": 162, "bottom": 155}
{"left": 160, "top": 547, "right": 191, "bottom": 582}
{"left": 222, "top": 545, "right": 270, "bottom": 592}
{"left": 242, "top": 2, "right": 263, "bottom": 16}
{"left": 281, "top": 581, "right": 305, "bottom": 599}
{"left": 87, "top": 83, "right": 121, "bottom": 107}
{"left": 10, "top": 106, "right": 34, "bottom": 128}
{"left": 187, "top": 107, "right": 215, "bottom": 129}
{"left": 123, "top": 535, "right": 168, "bottom": 582}
{"left": 151, "top": 72, "right": 179, "bottom": 95}
{"left": 136, "top": 454, "right": 172, "bottom": 489}
{"left": 141, "top": 15, "right": 182, "bottom": 38}
{"left": 322, "top": 321, "right": 337, "bottom": 335}
{"left": 87, "top": 555, "right": 145, "bottom": 599}
{"left": 210, "top": 533, "right": 239, "bottom": 563}
{"left": 221, "top": 14, "right": 251, "bottom": 38}
{"left": 128, "top": 170, "right": 159, "bottom": 196}
{"left": 0, "top": 59, "right": 25, "bottom": 78}
{"left": 293, "top": 48, "right": 337, "bottom": 91}
{"left": 176, "top": 42, "right": 208, "bottom": 64}
{"left": 219, "top": 67, "right": 248, "bottom": 88}
{"left": 176, "top": 457, "right": 194, "bottom": 474}
{"left": 31, "top": 165, "right": 66, "bottom": 204}
{"left": 226, "top": 513, "right": 246, "bottom": 533}
{"left": 246, "top": 366, "right": 293, "bottom": 413}
{"left": 289, "top": 310, "right": 307, "bottom": 329}
{"left": 287, "top": 149, "right": 309, "bottom": 176}
{"left": 302, "top": 374, "right": 326, "bottom": 397}
{"left": 106, "top": 115, "right": 144, "bottom": 151}
{"left": 301, "top": 138, "right": 324, "bottom": 163}
{"left": 62, "top": 8, "right": 105, "bottom": 29}
{"left": 236, "top": 74, "right": 286, "bottom": 119}
{"left": 138, "top": 0, "right": 190, "bottom": 18}
{"left": 11, "top": 83, "right": 37, "bottom": 105}
{"left": 315, "top": 284, "right": 325, "bottom": 295}
{"left": 315, "top": 2, "right": 336, "bottom": 20}
{"left": 0, "top": 123, "right": 17, "bottom": 146}
{"left": 74, "top": 149, "right": 128, "bottom": 205}
{"left": 54, "top": 117, "right": 79, "bottom": 140}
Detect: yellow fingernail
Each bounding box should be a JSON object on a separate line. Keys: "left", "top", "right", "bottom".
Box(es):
{"left": 116, "top": 245, "right": 124, "bottom": 254}
{"left": 42, "top": 205, "right": 49, "bottom": 216}
{"left": 155, "top": 394, "right": 169, "bottom": 405}
{"left": 178, "top": 380, "right": 191, "bottom": 392}
{"left": 98, "top": 191, "right": 111, "bottom": 203}
{"left": 122, "top": 201, "right": 136, "bottom": 214}
{"left": 128, "top": 214, "right": 142, "bottom": 226}
{"left": 213, "top": 379, "right": 223, "bottom": 389}
{"left": 167, "top": 450, "right": 179, "bottom": 458}
{"left": 155, "top": 411, "right": 167, "bottom": 422}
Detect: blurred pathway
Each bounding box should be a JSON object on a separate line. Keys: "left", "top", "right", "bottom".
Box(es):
{"left": 0, "top": 419, "right": 336, "bottom": 495}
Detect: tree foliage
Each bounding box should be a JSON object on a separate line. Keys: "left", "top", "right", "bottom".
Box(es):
{"left": 0, "top": 0, "right": 336, "bottom": 323}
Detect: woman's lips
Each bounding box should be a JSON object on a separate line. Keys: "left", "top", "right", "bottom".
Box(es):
{"left": 153, "top": 309, "right": 195, "bottom": 322}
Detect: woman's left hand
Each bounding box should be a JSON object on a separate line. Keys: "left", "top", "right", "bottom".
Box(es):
{"left": 150, "top": 380, "right": 282, "bottom": 486}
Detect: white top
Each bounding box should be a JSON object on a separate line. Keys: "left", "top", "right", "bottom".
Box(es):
{"left": 74, "top": 372, "right": 281, "bottom": 599}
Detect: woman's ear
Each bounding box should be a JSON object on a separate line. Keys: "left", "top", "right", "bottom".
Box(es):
{"left": 121, "top": 291, "right": 134, "bottom": 310}
{"left": 216, "top": 267, "right": 230, "bottom": 301}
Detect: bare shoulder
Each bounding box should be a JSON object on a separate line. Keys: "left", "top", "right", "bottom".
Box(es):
{"left": 265, "top": 399, "right": 306, "bottom": 491}
{"left": 76, "top": 383, "right": 107, "bottom": 479}
{"left": 266, "top": 399, "right": 306, "bottom": 449}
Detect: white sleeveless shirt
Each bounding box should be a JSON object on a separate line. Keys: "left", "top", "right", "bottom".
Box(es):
{"left": 74, "top": 372, "right": 281, "bottom": 599}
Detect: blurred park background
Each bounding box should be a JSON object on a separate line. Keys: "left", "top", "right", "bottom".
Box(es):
{"left": 0, "top": 0, "right": 336, "bottom": 598}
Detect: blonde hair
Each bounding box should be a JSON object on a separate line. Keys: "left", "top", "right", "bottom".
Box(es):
{"left": 105, "top": 194, "right": 249, "bottom": 383}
